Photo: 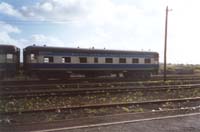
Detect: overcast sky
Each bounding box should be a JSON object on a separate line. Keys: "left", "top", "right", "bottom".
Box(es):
{"left": 0, "top": 0, "right": 200, "bottom": 64}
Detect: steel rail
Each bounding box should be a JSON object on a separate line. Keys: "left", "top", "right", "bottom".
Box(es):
{"left": 1, "top": 79, "right": 200, "bottom": 91}
{"left": 1, "top": 75, "right": 200, "bottom": 86}
{"left": 1, "top": 83, "right": 200, "bottom": 99}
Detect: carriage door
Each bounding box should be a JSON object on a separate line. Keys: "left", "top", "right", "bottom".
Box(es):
{"left": 5, "top": 53, "right": 14, "bottom": 75}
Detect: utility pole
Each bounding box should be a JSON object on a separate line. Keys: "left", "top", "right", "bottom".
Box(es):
{"left": 164, "top": 6, "right": 170, "bottom": 81}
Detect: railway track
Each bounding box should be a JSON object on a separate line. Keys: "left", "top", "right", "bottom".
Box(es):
{"left": 0, "top": 96, "right": 199, "bottom": 128}
{"left": 0, "top": 78, "right": 147, "bottom": 86}
{"left": 2, "top": 77, "right": 200, "bottom": 91}
{"left": 1, "top": 97, "right": 200, "bottom": 115}
{"left": 1, "top": 108, "right": 200, "bottom": 132}
{"left": 0, "top": 74, "right": 199, "bottom": 129}
{"left": 29, "top": 111, "right": 200, "bottom": 132}
{"left": 1, "top": 74, "right": 200, "bottom": 86}
{"left": 1, "top": 83, "right": 200, "bottom": 99}
{"left": 2, "top": 79, "right": 200, "bottom": 90}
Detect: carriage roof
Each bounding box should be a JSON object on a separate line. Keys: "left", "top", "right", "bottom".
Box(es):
{"left": 24, "top": 45, "right": 158, "bottom": 56}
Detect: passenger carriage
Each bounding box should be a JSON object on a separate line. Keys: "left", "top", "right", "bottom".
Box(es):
{"left": 23, "top": 45, "right": 159, "bottom": 79}
{"left": 0, "top": 45, "right": 20, "bottom": 79}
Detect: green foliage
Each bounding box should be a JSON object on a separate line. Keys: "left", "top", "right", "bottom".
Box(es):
{"left": 84, "top": 108, "right": 97, "bottom": 114}
{"left": 122, "top": 107, "right": 130, "bottom": 112}
{"left": 132, "top": 108, "right": 144, "bottom": 112}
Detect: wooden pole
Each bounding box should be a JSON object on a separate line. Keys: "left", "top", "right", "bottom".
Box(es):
{"left": 164, "top": 6, "right": 168, "bottom": 81}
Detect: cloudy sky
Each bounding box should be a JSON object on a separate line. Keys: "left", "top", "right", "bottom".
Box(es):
{"left": 0, "top": 0, "right": 200, "bottom": 64}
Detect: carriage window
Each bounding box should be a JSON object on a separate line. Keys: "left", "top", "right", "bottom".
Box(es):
{"left": 62, "top": 57, "right": 71, "bottom": 63}
{"left": 145, "top": 58, "right": 151, "bottom": 64}
{"left": 44, "top": 56, "right": 53, "bottom": 63}
{"left": 154, "top": 54, "right": 159, "bottom": 61}
{"left": 105, "top": 58, "right": 113, "bottom": 63}
{"left": 6, "top": 54, "right": 13, "bottom": 59}
{"left": 94, "top": 57, "right": 98, "bottom": 63}
{"left": 44, "top": 58, "right": 49, "bottom": 63}
{"left": 154, "top": 55, "right": 159, "bottom": 61}
{"left": 119, "top": 58, "right": 126, "bottom": 63}
{"left": 79, "top": 57, "right": 87, "bottom": 63}
{"left": 30, "top": 54, "right": 36, "bottom": 61}
{"left": 132, "top": 58, "right": 139, "bottom": 63}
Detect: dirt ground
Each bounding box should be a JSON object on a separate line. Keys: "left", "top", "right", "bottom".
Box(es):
{"left": 66, "top": 113, "right": 200, "bottom": 132}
